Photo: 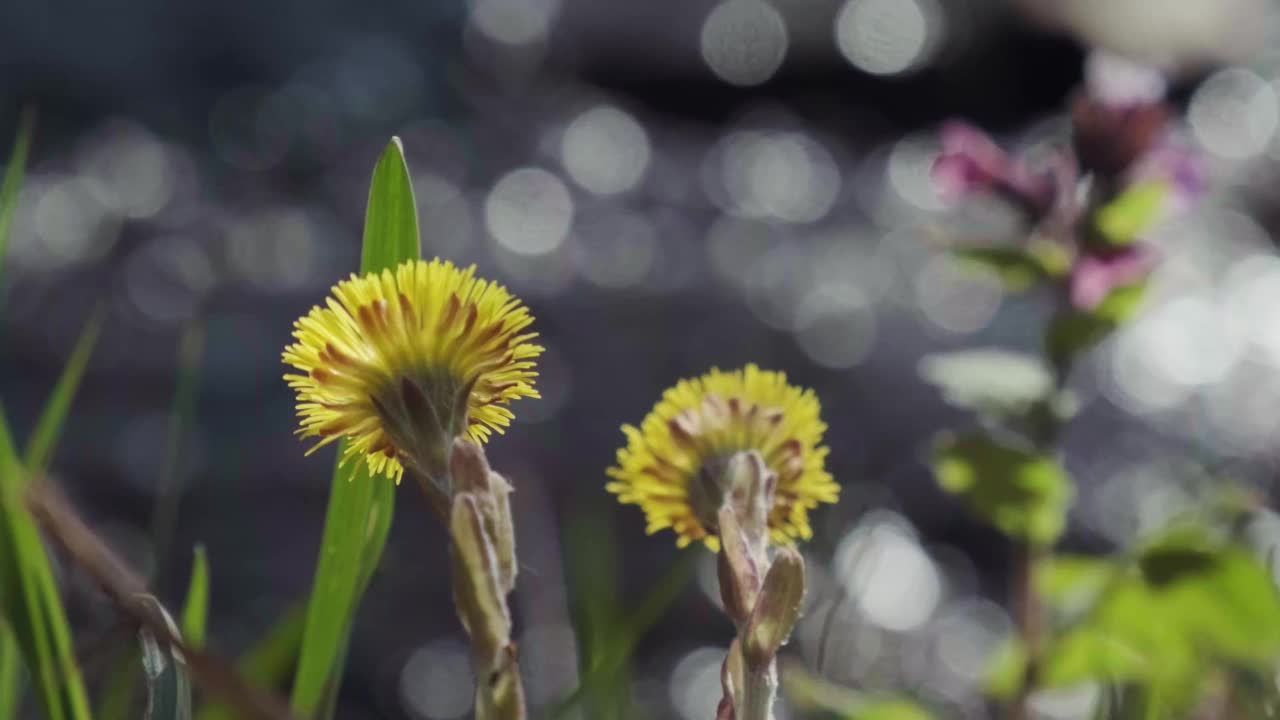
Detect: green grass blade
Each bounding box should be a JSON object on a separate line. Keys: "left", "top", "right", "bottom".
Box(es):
{"left": 194, "top": 603, "right": 306, "bottom": 720}
{"left": 552, "top": 536, "right": 697, "bottom": 720}
{"left": 290, "top": 137, "right": 419, "bottom": 718}
{"left": 564, "top": 508, "right": 629, "bottom": 720}
{"left": 96, "top": 647, "right": 140, "bottom": 720}
{"left": 0, "top": 107, "right": 35, "bottom": 286}
{"left": 0, "top": 409, "right": 93, "bottom": 720}
{"left": 358, "top": 137, "right": 421, "bottom": 270}
{"left": 151, "top": 323, "right": 205, "bottom": 585}
{"left": 24, "top": 306, "right": 103, "bottom": 474}
{"left": 180, "top": 546, "right": 209, "bottom": 650}
{"left": 0, "top": 625, "right": 20, "bottom": 719}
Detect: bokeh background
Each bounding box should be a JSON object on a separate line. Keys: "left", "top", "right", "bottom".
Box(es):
{"left": 2, "top": 0, "right": 1280, "bottom": 717}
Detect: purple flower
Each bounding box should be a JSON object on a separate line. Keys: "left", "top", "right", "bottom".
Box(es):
{"left": 932, "top": 122, "right": 1010, "bottom": 199}
{"left": 1069, "top": 244, "right": 1159, "bottom": 310}
{"left": 932, "top": 122, "right": 1056, "bottom": 214}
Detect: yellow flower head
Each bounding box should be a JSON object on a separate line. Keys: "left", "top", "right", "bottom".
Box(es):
{"left": 283, "top": 258, "right": 541, "bottom": 483}
{"left": 607, "top": 364, "right": 838, "bottom": 549}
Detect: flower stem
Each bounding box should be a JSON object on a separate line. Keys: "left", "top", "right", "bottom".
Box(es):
{"left": 739, "top": 656, "right": 777, "bottom": 720}
{"left": 1007, "top": 541, "right": 1044, "bottom": 720}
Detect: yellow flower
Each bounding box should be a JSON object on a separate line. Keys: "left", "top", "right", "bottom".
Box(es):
{"left": 607, "top": 365, "right": 838, "bottom": 549}
{"left": 283, "top": 258, "right": 541, "bottom": 483}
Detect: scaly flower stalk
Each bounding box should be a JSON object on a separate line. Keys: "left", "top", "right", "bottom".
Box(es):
{"left": 283, "top": 258, "right": 541, "bottom": 720}
{"left": 608, "top": 366, "right": 836, "bottom": 719}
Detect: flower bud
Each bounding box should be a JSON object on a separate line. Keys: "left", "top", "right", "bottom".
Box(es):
{"left": 744, "top": 547, "right": 805, "bottom": 670}
{"left": 718, "top": 506, "right": 761, "bottom": 626}
{"left": 450, "top": 438, "right": 518, "bottom": 593}
{"left": 1071, "top": 94, "right": 1168, "bottom": 179}
{"left": 449, "top": 493, "right": 512, "bottom": 668}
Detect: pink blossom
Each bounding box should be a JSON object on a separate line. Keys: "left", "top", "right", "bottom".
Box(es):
{"left": 1069, "top": 244, "right": 1159, "bottom": 310}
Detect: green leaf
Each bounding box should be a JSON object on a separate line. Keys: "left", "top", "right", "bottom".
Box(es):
{"left": 1093, "top": 181, "right": 1167, "bottom": 246}
{"left": 1039, "top": 626, "right": 1148, "bottom": 687}
{"left": 931, "top": 432, "right": 1072, "bottom": 545}
{"left": 918, "top": 348, "right": 1057, "bottom": 416}
{"left": 290, "top": 138, "right": 419, "bottom": 718}
{"left": 194, "top": 603, "right": 306, "bottom": 720}
{"left": 1044, "top": 281, "right": 1145, "bottom": 373}
{"left": 24, "top": 306, "right": 103, "bottom": 474}
{"left": 781, "top": 661, "right": 933, "bottom": 719}
{"left": 0, "top": 108, "right": 35, "bottom": 287}
{"left": 0, "top": 625, "right": 19, "bottom": 720}
{"left": 151, "top": 322, "right": 205, "bottom": 586}
{"left": 180, "top": 546, "right": 209, "bottom": 650}
{"left": 359, "top": 137, "right": 421, "bottom": 272}
{"left": 135, "top": 595, "right": 193, "bottom": 720}
{"left": 0, "top": 410, "right": 93, "bottom": 720}
{"left": 553, "top": 528, "right": 697, "bottom": 720}
{"left": 1032, "top": 528, "right": 1280, "bottom": 714}
{"left": 1037, "top": 554, "right": 1117, "bottom": 615}
{"left": 950, "top": 246, "right": 1051, "bottom": 292}
{"left": 982, "top": 637, "right": 1026, "bottom": 699}
{"left": 96, "top": 647, "right": 141, "bottom": 720}
{"left": 1137, "top": 533, "right": 1280, "bottom": 663}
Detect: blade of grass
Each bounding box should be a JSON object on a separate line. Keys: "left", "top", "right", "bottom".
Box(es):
{"left": 0, "top": 107, "right": 34, "bottom": 289}
{"left": 96, "top": 646, "right": 141, "bottom": 720}
{"left": 564, "top": 508, "right": 629, "bottom": 720}
{"left": 289, "top": 138, "right": 419, "bottom": 718}
{"left": 24, "top": 306, "right": 103, "bottom": 474}
{"left": 150, "top": 322, "right": 205, "bottom": 586}
{"left": 180, "top": 546, "right": 209, "bottom": 650}
{"left": 0, "top": 409, "right": 92, "bottom": 720}
{"left": 0, "top": 625, "right": 19, "bottom": 719}
{"left": 0, "top": 108, "right": 35, "bottom": 715}
{"left": 551, "top": 542, "right": 697, "bottom": 720}
{"left": 194, "top": 603, "right": 306, "bottom": 720}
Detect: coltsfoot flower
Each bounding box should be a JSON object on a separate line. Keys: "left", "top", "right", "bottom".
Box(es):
{"left": 607, "top": 365, "right": 838, "bottom": 549}
{"left": 283, "top": 258, "right": 541, "bottom": 483}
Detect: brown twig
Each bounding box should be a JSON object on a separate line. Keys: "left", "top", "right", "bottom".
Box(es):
{"left": 1007, "top": 542, "right": 1043, "bottom": 720}
{"left": 24, "top": 482, "right": 300, "bottom": 720}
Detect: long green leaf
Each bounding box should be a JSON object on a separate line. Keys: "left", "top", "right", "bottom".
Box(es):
{"left": 0, "top": 107, "right": 34, "bottom": 288}
{"left": 180, "top": 546, "right": 209, "bottom": 650}
{"left": 151, "top": 323, "right": 205, "bottom": 585}
{"left": 24, "top": 307, "right": 103, "bottom": 474}
{"left": 289, "top": 138, "right": 419, "bottom": 717}
{"left": 0, "top": 624, "right": 19, "bottom": 719}
{"left": 0, "top": 109, "right": 35, "bottom": 716}
{"left": 552, "top": 541, "right": 697, "bottom": 720}
{"left": 0, "top": 409, "right": 92, "bottom": 720}
{"left": 96, "top": 647, "right": 141, "bottom": 720}
{"left": 194, "top": 603, "right": 306, "bottom": 720}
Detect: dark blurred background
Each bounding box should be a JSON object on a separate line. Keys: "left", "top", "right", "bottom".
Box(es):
{"left": 2, "top": 0, "right": 1279, "bottom": 717}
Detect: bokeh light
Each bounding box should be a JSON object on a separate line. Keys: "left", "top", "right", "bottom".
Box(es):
{"left": 561, "top": 105, "right": 651, "bottom": 195}
{"left": 670, "top": 647, "right": 725, "bottom": 720}
{"left": 700, "top": 0, "right": 789, "bottom": 87}
{"left": 713, "top": 130, "right": 841, "bottom": 223}
{"left": 834, "top": 512, "right": 942, "bottom": 633}
{"left": 793, "top": 284, "right": 877, "bottom": 369}
{"left": 470, "top": 0, "right": 560, "bottom": 46}
{"left": 914, "top": 255, "right": 1003, "bottom": 335}
{"left": 400, "top": 639, "right": 474, "bottom": 719}
{"left": 835, "top": 0, "right": 943, "bottom": 77}
{"left": 1188, "top": 67, "right": 1278, "bottom": 160}
{"left": 485, "top": 166, "right": 575, "bottom": 256}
